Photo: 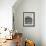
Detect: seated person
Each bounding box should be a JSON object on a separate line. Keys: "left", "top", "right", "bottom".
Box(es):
{"left": 15, "top": 33, "right": 22, "bottom": 46}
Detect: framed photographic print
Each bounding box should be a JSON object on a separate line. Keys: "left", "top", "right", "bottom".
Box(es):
{"left": 23, "top": 12, "right": 35, "bottom": 27}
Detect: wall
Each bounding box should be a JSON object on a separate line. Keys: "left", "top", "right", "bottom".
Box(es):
{"left": 13, "top": 0, "right": 41, "bottom": 46}
{"left": 41, "top": 0, "right": 46, "bottom": 46}
{"left": 0, "top": 0, "right": 16, "bottom": 30}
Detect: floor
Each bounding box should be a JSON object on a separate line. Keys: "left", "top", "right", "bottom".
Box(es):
{"left": 0, "top": 39, "right": 16, "bottom": 46}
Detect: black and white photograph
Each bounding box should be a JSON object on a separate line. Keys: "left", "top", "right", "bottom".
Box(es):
{"left": 23, "top": 12, "right": 35, "bottom": 27}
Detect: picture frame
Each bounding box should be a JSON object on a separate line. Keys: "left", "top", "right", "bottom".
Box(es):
{"left": 13, "top": 13, "right": 15, "bottom": 31}
{"left": 23, "top": 12, "right": 35, "bottom": 27}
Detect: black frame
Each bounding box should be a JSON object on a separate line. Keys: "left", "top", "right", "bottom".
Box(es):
{"left": 23, "top": 12, "right": 35, "bottom": 27}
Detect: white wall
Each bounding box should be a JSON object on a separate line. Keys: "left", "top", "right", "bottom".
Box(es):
{"left": 13, "top": 0, "right": 41, "bottom": 46}
{"left": 41, "top": 0, "right": 46, "bottom": 46}
{"left": 0, "top": 0, "right": 16, "bottom": 30}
